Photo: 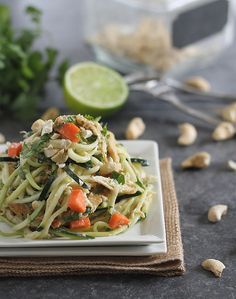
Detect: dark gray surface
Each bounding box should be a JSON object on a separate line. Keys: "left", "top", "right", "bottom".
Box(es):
{"left": 0, "top": 1, "right": 236, "bottom": 298}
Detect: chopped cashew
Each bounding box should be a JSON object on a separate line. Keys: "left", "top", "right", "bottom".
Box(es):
{"left": 184, "top": 76, "right": 211, "bottom": 92}
{"left": 51, "top": 149, "right": 68, "bottom": 164}
{"left": 0, "top": 133, "right": 6, "bottom": 144}
{"left": 178, "top": 123, "right": 197, "bottom": 146}
{"left": 31, "top": 119, "right": 45, "bottom": 134}
{"left": 228, "top": 160, "right": 236, "bottom": 171}
{"left": 208, "top": 204, "right": 228, "bottom": 223}
{"left": 44, "top": 145, "right": 58, "bottom": 158}
{"left": 41, "top": 107, "right": 60, "bottom": 121}
{"left": 41, "top": 120, "right": 53, "bottom": 136}
{"left": 125, "top": 117, "right": 145, "bottom": 140}
{"left": 181, "top": 152, "right": 211, "bottom": 169}
{"left": 220, "top": 102, "right": 236, "bottom": 123}
{"left": 201, "top": 259, "right": 225, "bottom": 277}
{"left": 80, "top": 127, "right": 93, "bottom": 139}
{"left": 212, "top": 122, "right": 235, "bottom": 141}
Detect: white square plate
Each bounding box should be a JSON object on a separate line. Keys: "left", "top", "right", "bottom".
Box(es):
{"left": 0, "top": 141, "right": 167, "bottom": 254}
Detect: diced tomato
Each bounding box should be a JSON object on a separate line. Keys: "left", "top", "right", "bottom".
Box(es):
{"left": 57, "top": 123, "right": 80, "bottom": 142}
{"left": 69, "top": 217, "right": 91, "bottom": 229}
{"left": 68, "top": 188, "right": 86, "bottom": 213}
{"left": 8, "top": 143, "right": 22, "bottom": 157}
{"left": 108, "top": 212, "right": 129, "bottom": 229}
{"left": 51, "top": 219, "right": 62, "bottom": 229}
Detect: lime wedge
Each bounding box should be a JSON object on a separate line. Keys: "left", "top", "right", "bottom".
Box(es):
{"left": 64, "top": 62, "right": 129, "bottom": 117}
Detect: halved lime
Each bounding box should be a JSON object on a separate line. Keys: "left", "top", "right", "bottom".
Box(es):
{"left": 64, "top": 62, "right": 129, "bottom": 117}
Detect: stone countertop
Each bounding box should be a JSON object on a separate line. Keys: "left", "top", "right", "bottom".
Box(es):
{"left": 0, "top": 1, "right": 236, "bottom": 298}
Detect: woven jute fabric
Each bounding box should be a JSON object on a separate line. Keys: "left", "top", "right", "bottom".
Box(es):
{"left": 0, "top": 158, "right": 185, "bottom": 277}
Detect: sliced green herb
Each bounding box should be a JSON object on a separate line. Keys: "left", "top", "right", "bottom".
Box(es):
{"left": 86, "top": 135, "right": 97, "bottom": 144}
{"left": 116, "top": 191, "right": 142, "bottom": 203}
{"left": 84, "top": 115, "right": 101, "bottom": 122}
{"left": 50, "top": 228, "right": 94, "bottom": 240}
{"left": 63, "top": 208, "right": 91, "bottom": 223}
{"left": 38, "top": 174, "right": 56, "bottom": 201}
{"left": 93, "top": 154, "right": 103, "bottom": 162}
{"left": 21, "top": 133, "right": 52, "bottom": 159}
{"left": 112, "top": 171, "right": 125, "bottom": 185}
{"left": 0, "top": 157, "right": 19, "bottom": 162}
{"left": 131, "top": 158, "right": 149, "bottom": 167}
{"left": 64, "top": 115, "right": 76, "bottom": 123}
{"left": 101, "top": 123, "right": 108, "bottom": 136}
{"left": 136, "top": 178, "right": 145, "bottom": 189}
{"left": 64, "top": 166, "right": 89, "bottom": 189}
{"left": 66, "top": 159, "right": 93, "bottom": 169}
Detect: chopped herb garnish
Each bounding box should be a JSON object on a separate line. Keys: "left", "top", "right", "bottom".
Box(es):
{"left": 64, "top": 166, "right": 89, "bottom": 189}
{"left": 38, "top": 174, "right": 56, "bottom": 201}
{"left": 50, "top": 228, "right": 94, "bottom": 240}
{"left": 94, "top": 154, "right": 103, "bottom": 162}
{"left": 131, "top": 158, "right": 149, "bottom": 167}
{"left": 84, "top": 115, "right": 101, "bottom": 122}
{"left": 112, "top": 171, "right": 125, "bottom": 185}
{"left": 116, "top": 191, "right": 142, "bottom": 203}
{"left": 86, "top": 135, "right": 97, "bottom": 144}
{"left": 101, "top": 123, "right": 108, "bottom": 136}
{"left": 64, "top": 115, "right": 76, "bottom": 123}
{"left": 21, "top": 133, "right": 52, "bottom": 159}
{"left": 0, "top": 157, "right": 19, "bottom": 162}
{"left": 66, "top": 159, "right": 93, "bottom": 169}
{"left": 63, "top": 208, "right": 91, "bottom": 223}
{"left": 136, "top": 178, "right": 145, "bottom": 189}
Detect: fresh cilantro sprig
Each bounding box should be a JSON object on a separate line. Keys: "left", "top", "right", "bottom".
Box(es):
{"left": 0, "top": 4, "right": 69, "bottom": 119}
{"left": 21, "top": 133, "right": 52, "bottom": 159}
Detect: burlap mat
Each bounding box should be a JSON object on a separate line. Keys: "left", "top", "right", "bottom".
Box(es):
{"left": 0, "top": 158, "right": 185, "bottom": 277}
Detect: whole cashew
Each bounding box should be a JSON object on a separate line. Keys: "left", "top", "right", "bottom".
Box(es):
{"left": 228, "top": 160, "right": 236, "bottom": 171}
{"left": 208, "top": 204, "right": 228, "bottom": 223}
{"left": 125, "top": 117, "right": 145, "bottom": 140}
{"left": 178, "top": 123, "right": 197, "bottom": 146}
{"left": 221, "top": 102, "right": 236, "bottom": 123}
{"left": 181, "top": 152, "right": 211, "bottom": 169}
{"left": 201, "top": 259, "right": 225, "bottom": 277}
{"left": 184, "top": 76, "right": 211, "bottom": 92}
{"left": 212, "top": 122, "right": 235, "bottom": 141}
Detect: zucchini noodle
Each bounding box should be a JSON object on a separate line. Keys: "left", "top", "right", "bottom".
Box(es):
{"left": 0, "top": 114, "right": 154, "bottom": 240}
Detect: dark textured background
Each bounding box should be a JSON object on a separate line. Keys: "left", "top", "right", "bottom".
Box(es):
{"left": 0, "top": 1, "right": 236, "bottom": 298}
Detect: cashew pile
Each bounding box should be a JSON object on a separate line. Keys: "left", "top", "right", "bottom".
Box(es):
{"left": 184, "top": 76, "right": 211, "bottom": 92}
{"left": 125, "top": 117, "right": 145, "bottom": 140}
{"left": 178, "top": 123, "right": 197, "bottom": 146}
{"left": 181, "top": 152, "right": 211, "bottom": 169}
{"left": 201, "top": 259, "right": 225, "bottom": 277}
{"left": 212, "top": 122, "right": 235, "bottom": 141}
{"left": 208, "top": 204, "right": 228, "bottom": 223}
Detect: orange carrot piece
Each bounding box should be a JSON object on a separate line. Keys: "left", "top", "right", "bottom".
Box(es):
{"left": 108, "top": 212, "right": 129, "bottom": 229}
{"left": 57, "top": 123, "right": 80, "bottom": 142}
{"left": 69, "top": 217, "right": 91, "bottom": 229}
{"left": 68, "top": 188, "right": 86, "bottom": 213}
{"left": 8, "top": 143, "right": 22, "bottom": 157}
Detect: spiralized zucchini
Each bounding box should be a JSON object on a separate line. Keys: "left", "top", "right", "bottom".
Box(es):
{"left": 0, "top": 114, "right": 154, "bottom": 240}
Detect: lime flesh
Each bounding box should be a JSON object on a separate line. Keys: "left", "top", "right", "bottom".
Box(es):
{"left": 64, "top": 62, "right": 129, "bottom": 117}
